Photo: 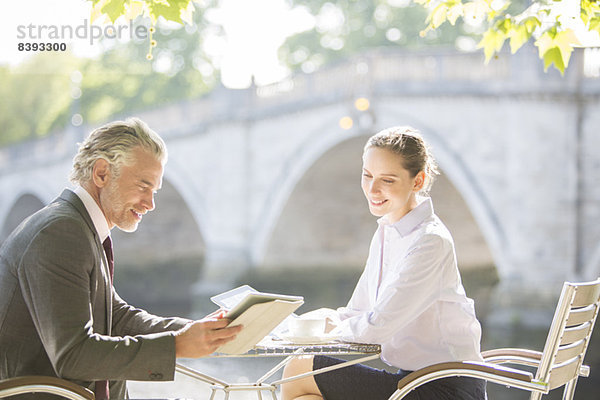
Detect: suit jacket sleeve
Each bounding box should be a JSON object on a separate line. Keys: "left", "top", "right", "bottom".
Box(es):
{"left": 17, "top": 215, "right": 179, "bottom": 382}
{"left": 111, "top": 290, "right": 191, "bottom": 336}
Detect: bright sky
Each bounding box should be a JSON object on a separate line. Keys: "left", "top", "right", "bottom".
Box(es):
{"left": 0, "top": 0, "right": 314, "bottom": 88}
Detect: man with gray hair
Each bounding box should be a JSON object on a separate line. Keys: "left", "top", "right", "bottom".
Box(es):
{"left": 0, "top": 118, "right": 241, "bottom": 399}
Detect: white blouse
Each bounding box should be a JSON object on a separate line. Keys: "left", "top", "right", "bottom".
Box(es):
{"left": 334, "top": 197, "right": 483, "bottom": 371}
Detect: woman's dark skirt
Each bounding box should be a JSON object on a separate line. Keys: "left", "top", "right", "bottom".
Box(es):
{"left": 313, "top": 356, "right": 487, "bottom": 400}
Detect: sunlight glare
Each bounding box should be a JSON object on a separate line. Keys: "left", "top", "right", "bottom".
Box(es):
{"left": 0, "top": 0, "right": 315, "bottom": 88}
{"left": 206, "top": 0, "right": 314, "bottom": 88}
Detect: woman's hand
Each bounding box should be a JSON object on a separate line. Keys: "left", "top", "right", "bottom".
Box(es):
{"left": 298, "top": 308, "right": 341, "bottom": 333}
{"left": 325, "top": 317, "right": 337, "bottom": 333}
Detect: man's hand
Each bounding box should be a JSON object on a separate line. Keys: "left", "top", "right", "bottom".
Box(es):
{"left": 174, "top": 319, "right": 242, "bottom": 358}
{"left": 204, "top": 308, "right": 228, "bottom": 320}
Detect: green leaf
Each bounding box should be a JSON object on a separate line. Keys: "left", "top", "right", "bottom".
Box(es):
{"left": 535, "top": 28, "right": 557, "bottom": 59}
{"left": 463, "top": 0, "right": 492, "bottom": 21}
{"left": 147, "top": 0, "right": 191, "bottom": 24}
{"left": 523, "top": 16, "right": 541, "bottom": 33}
{"left": 508, "top": 17, "right": 539, "bottom": 54}
{"left": 428, "top": 3, "right": 449, "bottom": 29}
{"left": 541, "top": 46, "right": 565, "bottom": 74}
{"left": 101, "top": 0, "right": 127, "bottom": 23}
{"left": 180, "top": 0, "right": 195, "bottom": 25}
{"left": 447, "top": 3, "right": 464, "bottom": 25}
{"left": 124, "top": 0, "right": 145, "bottom": 20}
{"left": 581, "top": 4, "right": 591, "bottom": 24}
{"left": 509, "top": 24, "right": 529, "bottom": 53}
{"left": 581, "top": 0, "right": 600, "bottom": 25}
{"left": 478, "top": 28, "right": 506, "bottom": 62}
{"left": 535, "top": 28, "right": 579, "bottom": 75}
{"left": 553, "top": 29, "right": 579, "bottom": 67}
{"left": 496, "top": 16, "right": 512, "bottom": 33}
{"left": 590, "top": 16, "right": 600, "bottom": 32}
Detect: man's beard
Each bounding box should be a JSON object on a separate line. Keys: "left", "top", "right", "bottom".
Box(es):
{"left": 103, "top": 180, "right": 139, "bottom": 233}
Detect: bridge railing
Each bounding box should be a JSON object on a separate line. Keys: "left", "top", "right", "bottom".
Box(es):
{"left": 0, "top": 128, "right": 87, "bottom": 174}
{"left": 252, "top": 46, "right": 595, "bottom": 110}
{"left": 1, "top": 47, "right": 598, "bottom": 172}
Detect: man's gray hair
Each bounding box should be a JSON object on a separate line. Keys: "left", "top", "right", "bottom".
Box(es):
{"left": 69, "top": 117, "right": 167, "bottom": 185}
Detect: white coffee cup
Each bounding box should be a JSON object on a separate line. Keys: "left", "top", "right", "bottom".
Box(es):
{"left": 288, "top": 317, "right": 326, "bottom": 337}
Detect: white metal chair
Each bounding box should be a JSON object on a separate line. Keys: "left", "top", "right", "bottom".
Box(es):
{"left": 0, "top": 376, "right": 94, "bottom": 399}
{"left": 388, "top": 278, "right": 600, "bottom": 400}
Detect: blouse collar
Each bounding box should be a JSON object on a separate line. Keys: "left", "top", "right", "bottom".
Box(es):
{"left": 377, "top": 196, "right": 434, "bottom": 237}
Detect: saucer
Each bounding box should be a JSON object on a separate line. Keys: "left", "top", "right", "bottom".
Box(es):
{"left": 279, "top": 333, "right": 342, "bottom": 344}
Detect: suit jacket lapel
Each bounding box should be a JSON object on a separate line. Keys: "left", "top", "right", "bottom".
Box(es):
{"left": 58, "top": 189, "right": 113, "bottom": 334}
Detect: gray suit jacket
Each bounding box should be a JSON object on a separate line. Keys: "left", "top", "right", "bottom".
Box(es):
{"left": 0, "top": 189, "right": 190, "bottom": 399}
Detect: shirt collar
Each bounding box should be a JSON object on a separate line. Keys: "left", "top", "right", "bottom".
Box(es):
{"left": 378, "top": 196, "right": 434, "bottom": 237}
{"left": 74, "top": 186, "right": 111, "bottom": 242}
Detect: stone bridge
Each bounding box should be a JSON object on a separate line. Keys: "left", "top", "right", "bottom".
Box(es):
{"left": 1, "top": 46, "right": 600, "bottom": 312}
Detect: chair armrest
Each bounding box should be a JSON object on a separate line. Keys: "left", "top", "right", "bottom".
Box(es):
{"left": 0, "top": 376, "right": 94, "bottom": 400}
{"left": 389, "top": 361, "right": 537, "bottom": 400}
{"left": 482, "top": 348, "right": 542, "bottom": 360}
{"left": 398, "top": 361, "right": 533, "bottom": 388}
{"left": 482, "top": 348, "right": 591, "bottom": 378}
{"left": 482, "top": 348, "right": 543, "bottom": 367}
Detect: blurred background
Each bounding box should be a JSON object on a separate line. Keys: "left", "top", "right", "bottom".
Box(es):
{"left": 1, "top": 0, "right": 599, "bottom": 398}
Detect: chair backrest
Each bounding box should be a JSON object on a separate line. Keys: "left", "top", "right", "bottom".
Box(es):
{"left": 535, "top": 278, "right": 600, "bottom": 390}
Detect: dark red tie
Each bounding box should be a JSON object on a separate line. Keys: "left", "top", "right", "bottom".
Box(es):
{"left": 95, "top": 380, "right": 110, "bottom": 400}
{"left": 102, "top": 236, "right": 114, "bottom": 283}
{"left": 95, "top": 237, "right": 114, "bottom": 400}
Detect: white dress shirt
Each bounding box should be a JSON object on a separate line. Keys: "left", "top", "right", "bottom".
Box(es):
{"left": 334, "top": 196, "right": 483, "bottom": 371}
{"left": 74, "top": 186, "right": 111, "bottom": 243}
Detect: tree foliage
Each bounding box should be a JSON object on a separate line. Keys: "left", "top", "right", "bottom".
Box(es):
{"left": 86, "top": 0, "right": 600, "bottom": 75}
{"left": 0, "top": 53, "right": 79, "bottom": 145}
{"left": 278, "top": 0, "right": 476, "bottom": 74}
{"left": 89, "top": 0, "right": 197, "bottom": 25}
{"left": 417, "top": 0, "right": 600, "bottom": 74}
{"left": 281, "top": 0, "right": 599, "bottom": 75}
{"left": 4, "top": 0, "right": 596, "bottom": 147}
{"left": 0, "top": 4, "right": 219, "bottom": 147}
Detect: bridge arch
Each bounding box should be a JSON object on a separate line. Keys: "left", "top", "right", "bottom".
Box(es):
{"left": 0, "top": 173, "right": 60, "bottom": 244}
{"left": 0, "top": 192, "right": 45, "bottom": 242}
{"left": 112, "top": 176, "right": 206, "bottom": 316}
{"left": 250, "top": 109, "right": 368, "bottom": 266}
{"left": 162, "top": 159, "right": 210, "bottom": 242}
{"left": 112, "top": 177, "right": 206, "bottom": 265}
{"left": 259, "top": 133, "right": 372, "bottom": 270}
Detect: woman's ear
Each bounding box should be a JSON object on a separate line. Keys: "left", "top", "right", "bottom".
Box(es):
{"left": 413, "top": 171, "right": 426, "bottom": 192}
{"left": 92, "top": 159, "right": 111, "bottom": 188}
